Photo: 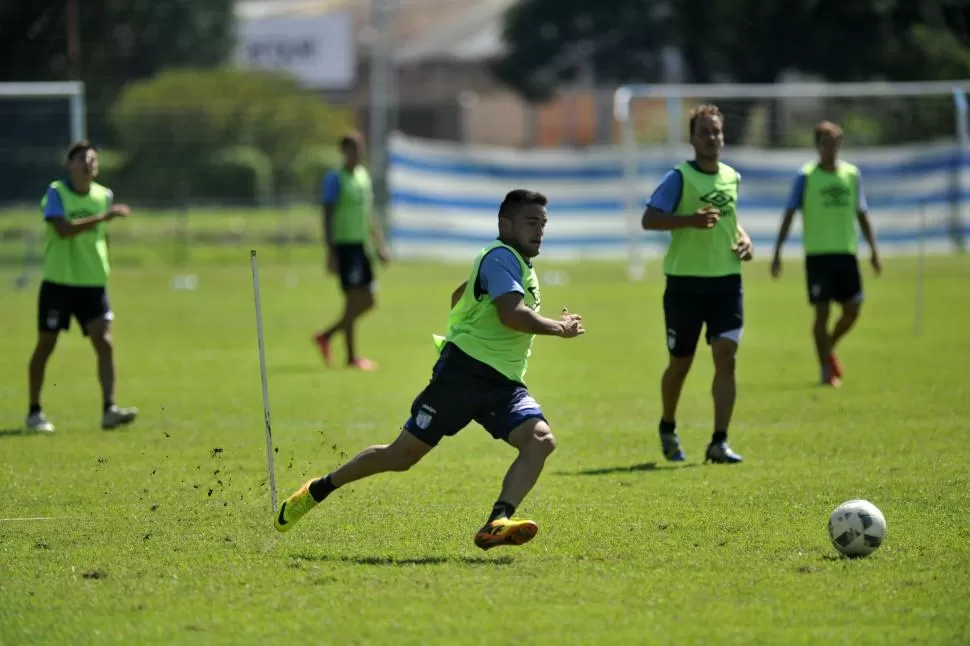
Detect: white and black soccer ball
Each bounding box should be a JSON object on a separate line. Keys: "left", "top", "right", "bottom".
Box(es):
{"left": 828, "top": 499, "right": 887, "bottom": 558}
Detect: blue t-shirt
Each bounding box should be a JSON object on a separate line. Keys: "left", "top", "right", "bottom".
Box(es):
{"left": 646, "top": 169, "right": 683, "bottom": 214}
{"left": 321, "top": 172, "right": 341, "bottom": 205}
{"left": 786, "top": 170, "right": 868, "bottom": 211}
{"left": 478, "top": 248, "right": 525, "bottom": 300}
{"left": 42, "top": 182, "right": 113, "bottom": 219}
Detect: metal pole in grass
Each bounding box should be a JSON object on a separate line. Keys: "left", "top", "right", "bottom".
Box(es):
{"left": 914, "top": 203, "right": 927, "bottom": 338}
{"left": 251, "top": 250, "right": 278, "bottom": 513}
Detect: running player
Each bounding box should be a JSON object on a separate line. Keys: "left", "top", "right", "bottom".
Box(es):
{"left": 276, "top": 190, "right": 585, "bottom": 550}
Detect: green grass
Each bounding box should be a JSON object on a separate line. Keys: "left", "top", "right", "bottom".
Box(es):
{"left": 1, "top": 250, "right": 969, "bottom": 645}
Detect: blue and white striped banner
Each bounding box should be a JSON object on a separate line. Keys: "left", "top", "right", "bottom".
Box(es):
{"left": 388, "top": 131, "right": 969, "bottom": 261}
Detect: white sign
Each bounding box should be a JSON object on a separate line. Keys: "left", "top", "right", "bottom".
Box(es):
{"left": 236, "top": 12, "right": 356, "bottom": 89}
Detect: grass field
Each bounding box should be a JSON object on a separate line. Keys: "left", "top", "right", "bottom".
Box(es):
{"left": 1, "top": 245, "right": 969, "bottom": 645}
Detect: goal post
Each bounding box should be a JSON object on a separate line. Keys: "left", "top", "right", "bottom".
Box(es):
{"left": 614, "top": 80, "right": 970, "bottom": 280}
{"left": 0, "top": 81, "right": 87, "bottom": 144}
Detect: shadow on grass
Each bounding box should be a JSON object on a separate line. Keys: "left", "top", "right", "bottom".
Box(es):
{"left": 268, "top": 364, "right": 325, "bottom": 376}
{"left": 556, "top": 461, "right": 701, "bottom": 476}
{"left": 290, "top": 553, "right": 513, "bottom": 567}
{"left": 0, "top": 428, "right": 28, "bottom": 438}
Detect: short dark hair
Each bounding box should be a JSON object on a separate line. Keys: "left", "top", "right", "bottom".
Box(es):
{"left": 688, "top": 104, "right": 724, "bottom": 137}
{"left": 498, "top": 189, "right": 548, "bottom": 219}
{"left": 67, "top": 140, "right": 96, "bottom": 161}
{"left": 339, "top": 131, "right": 363, "bottom": 149}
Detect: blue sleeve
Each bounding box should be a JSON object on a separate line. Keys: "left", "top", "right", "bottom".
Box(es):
{"left": 479, "top": 249, "right": 525, "bottom": 300}
{"left": 42, "top": 187, "right": 65, "bottom": 219}
{"left": 856, "top": 171, "right": 868, "bottom": 212}
{"left": 785, "top": 173, "right": 806, "bottom": 211}
{"left": 646, "top": 169, "right": 682, "bottom": 213}
{"left": 321, "top": 172, "right": 341, "bottom": 205}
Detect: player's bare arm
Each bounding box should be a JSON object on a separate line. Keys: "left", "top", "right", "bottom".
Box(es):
{"left": 493, "top": 292, "right": 584, "bottom": 338}
{"left": 856, "top": 210, "right": 881, "bottom": 275}
{"left": 451, "top": 281, "right": 467, "bottom": 307}
{"left": 47, "top": 204, "right": 130, "bottom": 240}
{"left": 642, "top": 204, "right": 720, "bottom": 231}
{"left": 770, "top": 208, "right": 798, "bottom": 277}
{"left": 371, "top": 212, "right": 391, "bottom": 264}
{"left": 322, "top": 203, "right": 336, "bottom": 273}
{"left": 734, "top": 224, "right": 754, "bottom": 261}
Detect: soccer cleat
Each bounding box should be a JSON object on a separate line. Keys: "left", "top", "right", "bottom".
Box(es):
{"left": 25, "top": 411, "right": 55, "bottom": 433}
{"left": 659, "top": 428, "right": 686, "bottom": 462}
{"left": 274, "top": 479, "right": 319, "bottom": 533}
{"left": 705, "top": 441, "right": 743, "bottom": 464}
{"left": 827, "top": 352, "right": 844, "bottom": 379}
{"left": 313, "top": 332, "right": 333, "bottom": 366}
{"left": 102, "top": 405, "right": 137, "bottom": 430}
{"left": 349, "top": 357, "right": 377, "bottom": 371}
{"left": 820, "top": 365, "right": 841, "bottom": 388}
{"left": 473, "top": 517, "right": 539, "bottom": 551}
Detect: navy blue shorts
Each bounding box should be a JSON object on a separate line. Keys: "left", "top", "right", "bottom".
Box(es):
{"left": 37, "top": 280, "right": 113, "bottom": 336}
{"left": 663, "top": 275, "right": 744, "bottom": 357}
{"left": 334, "top": 243, "right": 374, "bottom": 291}
{"left": 805, "top": 253, "right": 862, "bottom": 304}
{"left": 404, "top": 343, "right": 546, "bottom": 447}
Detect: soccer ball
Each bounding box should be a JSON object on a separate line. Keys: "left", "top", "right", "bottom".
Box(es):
{"left": 827, "top": 499, "right": 887, "bottom": 558}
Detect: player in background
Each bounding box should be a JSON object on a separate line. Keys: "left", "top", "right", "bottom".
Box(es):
{"left": 26, "top": 141, "right": 138, "bottom": 432}
{"left": 770, "top": 121, "right": 881, "bottom": 387}
{"left": 642, "top": 104, "right": 753, "bottom": 465}
{"left": 314, "top": 132, "right": 390, "bottom": 371}
{"left": 276, "top": 190, "right": 585, "bottom": 550}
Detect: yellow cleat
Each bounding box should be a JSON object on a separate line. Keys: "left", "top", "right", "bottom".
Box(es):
{"left": 274, "top": 480, "right": 319, "bottom": 533}
{"left": 473, "top": 517, "right": 539, "bottom": 551}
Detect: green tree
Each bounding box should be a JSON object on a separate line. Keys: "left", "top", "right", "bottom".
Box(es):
{"left": 0, "top": 0, "right": 235, "bottom": 140}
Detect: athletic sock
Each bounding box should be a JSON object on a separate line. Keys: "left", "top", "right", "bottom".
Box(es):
{"left": 487, "top": 500, "right": 516, "bottom": 523}
{"left": 712, "top": 429, "right": 727, "bottom": 444}
{"left": 308, "top": 474, "right": 337, "bottom": 502}
{"left": 659, "top": 419, "right": 676, "bottom": 434}
{"left": 103, "top": 400, "right": 114, "bottom": 414}
{"left": 28, "top": 403, "right": 41, "bottom": 416}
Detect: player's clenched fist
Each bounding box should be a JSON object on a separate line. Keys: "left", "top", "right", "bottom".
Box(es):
{"left": 558, "top": 307, "right": 585, "bottom": 338}
{"left": 690, "top": 204, "right": 720, "bottom": 229}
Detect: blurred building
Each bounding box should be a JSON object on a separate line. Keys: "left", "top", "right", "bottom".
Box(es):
{"left": 235, "top": 0, "right": 657, "bottom": 147}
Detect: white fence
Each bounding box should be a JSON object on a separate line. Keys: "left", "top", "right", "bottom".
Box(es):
{"left": 387, "top": 131, "right": 968, "bottom": 262}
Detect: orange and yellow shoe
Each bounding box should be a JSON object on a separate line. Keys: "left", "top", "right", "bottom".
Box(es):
{"left": 274, "top": 479, "right": 319, "bottom": 533}
{"left": 473, "top": 517, "right": 539, "bottom": 551}
{"left": 349, "top": 357, "right": 377, "bottom": 371}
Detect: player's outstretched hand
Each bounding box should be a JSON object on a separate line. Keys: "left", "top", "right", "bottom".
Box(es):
{"left": 559, "top": 307, "right": 585, "bottom": 338}
{"left": 107, "top": 204, "right": 131, "bottom": 220}
{"left": 378, "top": 246, "right": 391, "bottom": 266}
{"left": 770, "top": 255, "right": 782, "bottom": 278}
{"left": 690, "top": 204, "right": 720, "bottom": 229}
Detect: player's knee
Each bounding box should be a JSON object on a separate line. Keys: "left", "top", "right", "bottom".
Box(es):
{"left": 712, "top": 343, "right": 737, "bottom": 374}
{"left": 526, "top": 422, "right": 556, "bottom": 457}
{"left": 382, "top": 444, "right": 424, "bottom": 472}
{"left": 34, "top": 333, "right": 58, "bottom": 357}
{"left": 667, "top": 356, "right": 693, "bottom": 378}
{"left": 91, "top": 332, "right": 113, "bottom": 354}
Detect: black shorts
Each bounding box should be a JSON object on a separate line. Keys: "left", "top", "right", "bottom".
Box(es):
{"left": 334, "top": 243, "right": 374, "bottom": 291}
{"left": 805, "top": 254, "right": 862, "bottom": 304}
{"left": 403, "top": 343, "right": 547, "bottom": 447}
{"left": 37, "top": 280, "right": 113, "bottom": 336}
{"left": 663, "top": 275, "right": 744, "bottom": 358}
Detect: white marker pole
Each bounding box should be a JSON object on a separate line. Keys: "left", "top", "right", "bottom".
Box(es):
{"left": 251, "top": 250, "right": 278, "bottom": 513}
{"left": 914, "top": 204, "right": 927, "bottom": 338}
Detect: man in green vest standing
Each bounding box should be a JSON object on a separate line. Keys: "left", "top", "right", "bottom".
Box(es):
{"left": 26, "top": 141, "right": 138, "bottom": 432}
{"left": 275, "top": 190, "right": 586, "bottom": 551}
{"left": 770, "top": 121, "right": 881, "bottom": 387}
{"left": 642, "top": 104, "right": 753, "bottom": 465}
{"left": 314, "top": 132, "right": 390, "bottom": 371}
